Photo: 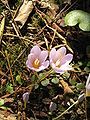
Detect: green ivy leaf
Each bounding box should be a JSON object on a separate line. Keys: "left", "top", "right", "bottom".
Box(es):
{"left": 39, "top": 73, "right": 45, "bottom": 79}
{"left": 76, "top": 83, "right": 85, "bottom": 90}
{"left": 16, "top": 75, "right": 22, "bottom": 85}
{"left": 0, "top": 99, "right": 4, "bottom": 106}
{"left": 31, "top": 74, "right": 37, "bottom": 81}
{"left": 51, "top": 77, "right": 59, "bottom": 84}
{"left": 65, "top": 10, "right": 90, "bottom": 31}
{"left": 6, "top": 83, "right": 13, "bottom": 93}
{"left": 41, "top": 79, "right": 49, "bottom": 86}
{"left": 69, "top": 79, "right": 77, "bottom": 86}
{"left": 62, "top": 72, "right": 70, "bottom": 79}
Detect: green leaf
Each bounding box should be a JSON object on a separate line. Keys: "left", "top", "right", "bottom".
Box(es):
{"left": 0, "top": 106, "right": 8, "bottom": 110}
{"left": 69, "top": 79, "right": 77, "bottom": 86}
{"left": 76, "top": 83, "right": 85, "bottom": 90}
{"left": 87, "top": 61, "right": 90, "bottom": 67}
{"left": 34, "top": 84, "right": 39, "bottom": 89}
{"left": 41, "top": 79, "right": 49, "bottom": 86}
{"left": 39, "top": 73, "right": 45, "bottom": 79}
{"left": 31, "top": 74, "right": 37, "bottom": 81}
{"left": 62, "top": 72, "right": 70, "bottom": 79}
{"left": 6, "top": 83, "right": 14, "bottom": 93}
{"left": 16, "top": 75, "right": 22, "bottom": 85}
{"left": 65, "top": 10, "right": 90, "bottom": 31}
{"left": 0, "top": 99, "right": 4, "bottom": 106}
{"left": 51, "top": 77, "right": 59, "bottom": 84}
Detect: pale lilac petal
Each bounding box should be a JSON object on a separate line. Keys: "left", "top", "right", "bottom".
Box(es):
{"left": 39, "top": 61, "right": 49, "bottom": 71}
{"left": 26, "top": 54, "right": 36, "bottom": 68}
{"left": 28, "top": 54, "right": 36, "bottom": 63}
{"left": 30, "top": 67, "right": 40, "bottom": 72}
{"left": 50, "top": 48, "right": 56, "bottom": 62}
{"left": 61, "top": 54, "right": 73, "bottom": 65}
{"left": 31, "top": 60, "right": 49, "bottom": 72}
{"left": 30, "top": 46, "right": 41, "bottom": 56}
{"left": 23, "top": 92, "right": 29, "bottom": 103}
{"left": 50, "top": 61, "right": 64, "bottom": 74}
{"left": 53, "top": 64, "right": 72, "bottom": 74}
{"left": 58, "top": 47, "right": 66, "bottom": 55}
{"left": 39, "top": 51, "right": 48, "bottom": 63}
{"left": 38, "top": 61, "right": 49, "bottom": 71}
{"left": 50, "top": 62, "right": 56, "bottom": 69}
{"left": 56, "top": 47, "right": 66, "bottom": 60}
{"left": 86, "top": 74, "right": 90, "bottom": 87}
{"left": 86, "top": 84, "right": 90, "bottom": 96}
{"left": 53, "top": 67, "right": 64, "bottom": 74}
{"left": 28, "top": 61, "right": 49, "bottom": 72}
{"left": 60, "top": 64, "right": 73, "bottom": 71}
{"left": 26, "top": 60, "right": 33, "bottom": 69}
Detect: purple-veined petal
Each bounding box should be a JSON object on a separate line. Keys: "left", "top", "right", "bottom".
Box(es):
{"left": 26, "top": 53, "right": 36, "bottom": 69}
{"left": 39, "top": 60, "right": 49, "bottom": 71}
{"left": 23, "top": 92, "right": 29, "bottom": 103}
{"left": 28, "top": 54, "right": 36, "bottom": 63}
{"left": 30, "top": 45, "right": 41, "bottom": 56}
{"left": 39, "top": 51, "right": 48, "bottom": 63}
{"left": 53, "top": 64, "right": 72, "bottom": 74}
{"left": 53, "top": 67, "right": 65, "bottom": 74}
{"left": 49, "top": 48, "right": 56, "bottom": 62}
{"left": 28, "top": 61, "right": 49, "bottom": 72}
{"left": 26, "top": 60, "right": 32, "bottom": 69}
{"left": 50, "top": 62, "right": 56, "bottom": 69}
{"left": 86, "top": 74, "right": 90, "bottom": 96}
{"left": 56, "top": 47, "right": 66, "bottom": 60}
{"left": 60, "top": 64, "right": 73, "bottom": 71}
{"left": 61, "top": 54, "right": 73, "bottom": 65}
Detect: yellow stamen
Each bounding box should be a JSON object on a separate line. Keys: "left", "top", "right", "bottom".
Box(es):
{"left": 33, "top": 59, "right": 40, "bottom": 68}
{"left": 55, "top": 60, "right": 60, "bottom": 67}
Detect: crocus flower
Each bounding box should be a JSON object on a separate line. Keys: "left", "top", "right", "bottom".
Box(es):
{"left": 49, "top": 47, "right": 73, "bottom": 74}
{"left": 23, "top": 92, "right": 29, "bottom": 103}
{"left": 26, "top": 45, "right": 49, "bottom": 72}
{"left": 86, "top": 74, "right": 90, "bottom": 96}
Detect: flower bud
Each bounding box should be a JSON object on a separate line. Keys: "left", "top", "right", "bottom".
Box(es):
{"left": 86, "top": 74, "right": 90, "bottom": 96}
{"left": 22, "top": 92, "right": 29, "bottom": 103}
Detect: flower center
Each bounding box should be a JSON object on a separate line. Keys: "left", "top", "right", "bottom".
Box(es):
{"left": 33, "top": 59, "right": 40, "bottom": 68}
{"left": 55, "top": 59, "right": 60, "bottom": 68}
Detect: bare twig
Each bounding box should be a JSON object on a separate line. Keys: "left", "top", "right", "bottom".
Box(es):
{"left": 5, "top": 50, "right": 15, "bottom": 86}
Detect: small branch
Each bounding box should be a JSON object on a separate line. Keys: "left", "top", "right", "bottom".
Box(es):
{"left": 53, "top": 93, "right": 85, "bottom": 120}
{"left": 5, "top": 50, "right": 15, "bottom": 86}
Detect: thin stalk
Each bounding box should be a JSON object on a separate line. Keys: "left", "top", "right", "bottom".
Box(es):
{"left": 53, "top": 93, "right": 85, "bottom": 120}
{"left": 5, "top": 51, "right": 15, "bottom": 86}
{"left": 52, "top": 100, "right": 78, "bottom": 120}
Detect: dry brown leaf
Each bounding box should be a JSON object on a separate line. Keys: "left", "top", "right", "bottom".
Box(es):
{"left": 60, "top": 79, "right": 74, "bottom": 94}
{"left": 7, "top": 114, "right": 16, "bottom": 120}
{"left": 52, "top": 22, "right": 65, "bottom": 33}
{"left": 14, "top": 0, "right": 34, "bottom": 28}
{"left": 0, "top": 70, "right": 7, "bottom": 78}
{"left": 0, "top": 110, "right": 16, "bottom": 120}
